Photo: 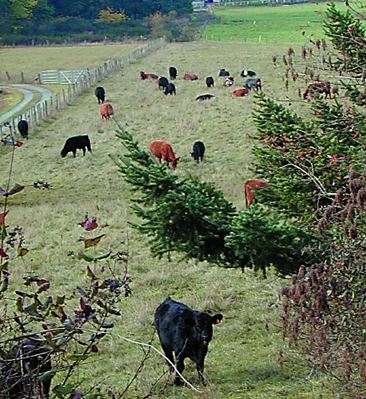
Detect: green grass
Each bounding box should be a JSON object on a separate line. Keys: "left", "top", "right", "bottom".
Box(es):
{"left": 204, "top": 2, "right": 346, "bottom": 43}
{"left": 0, "top": 38, "right": 342, "bottom": 398}
{"left": 0, "top": 43, "right": 139, "bottom": 84}
{"left": 0, "top": 88, "right": 23, "bottom": 115}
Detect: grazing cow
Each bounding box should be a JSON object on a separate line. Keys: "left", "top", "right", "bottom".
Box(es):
{"left": 196, "top": 94, "right": 215, "bottom": 101}
{"left": 244, "top": 78, "right": 262, "bottom": 91}
{"left": 244, "top": 179, "right": 267, "bottom": 207}
{"left": 100, "top": 103, "right": 114, "bottom": 120}
{"left": 183, "top": 73, "right": 198, "bottom": 81}
{"left": 149, "top": 140, "right": 179, "bottom": 170}
{"left": 61, "top": 135, "right": 92, "bottom": 158}
{"left": 218, "top": 68, "right": 230, "bottom": 77}
{"left": 206, "top": 76, "right": 214, "bottom": 88}
{"left": 223, "top": 77, "right": 234, "bottom": 87}
{"left": 155, "top": 298, "right": 223, "bottom": 385}
{"left": 0, "top": 336, "right": 52, "bottom": 399}
{"left": 303, "top": 81, "right": 331, "bottom": 100}
{"left": 232, "top": 87, "right": 250, "bottom": 97}
{"left": 140, "top": 71, "right": 159, "bottom": 80}
{"left": 240, "top": 69, "right": 256, "bottom": 78}
{"left": 158, "top": 76, "right": 169, "bottom": 90}
{"left": 191, "top": 141, "right": 205, "bottom": 163}
{"left": 169, "top": 66, "right": 177, "bottom": 80}
{"left": 94, "top": 86, "right": 105, "bottom": 104}
{"left": 164, "top": 83, "right": 176, "bottom": 95}
{"left": 17, "top": 119, "right": 29, "bottom": 139}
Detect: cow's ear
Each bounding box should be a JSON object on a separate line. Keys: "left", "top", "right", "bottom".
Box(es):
{"left": 212, "top": 314, "right": 223, "bottom": 325}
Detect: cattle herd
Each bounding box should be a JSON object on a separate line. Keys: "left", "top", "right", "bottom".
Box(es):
{"left": 0, "top": 60, "right": 339, "bottom": 391}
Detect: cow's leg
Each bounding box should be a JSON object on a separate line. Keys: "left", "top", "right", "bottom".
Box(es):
{"left": 72, "top": 150, "right": 76, "bottom": 157}
{"left": 161, "top": 344, "right": 175, "bottom": 373}
{"left": 196, "top": 360, "right": 205, "bottom": 385}
{"left": 196, "top": 349, "right": 207, "bottom": 385}
{"left": 174, "top": 353, "right": 186, "bottom": 385}
{"left": 82, "top": 147, "right": 86, "bottom": 156}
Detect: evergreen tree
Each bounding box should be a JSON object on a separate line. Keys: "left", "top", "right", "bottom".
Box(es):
{"left": 324, "top": 2, "right": 366, "bottom": 74}
{"left": 114, "top": 125, "right": 317, "bottom": 275}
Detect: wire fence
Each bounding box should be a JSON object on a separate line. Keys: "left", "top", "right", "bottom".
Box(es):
{"left": 0, "top": 38, "right": 165, "bottom": 138}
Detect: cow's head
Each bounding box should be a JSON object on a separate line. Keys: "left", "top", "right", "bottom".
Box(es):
{"left": 171, "top": 157, "right": 180, "bottom": 170}
{"left": 193, "top": 312, "right": 223, "bottom": 345}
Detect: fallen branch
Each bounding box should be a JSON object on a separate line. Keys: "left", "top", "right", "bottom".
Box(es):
{"left": 110, "top": 333, "right": 202, "bottom": 393}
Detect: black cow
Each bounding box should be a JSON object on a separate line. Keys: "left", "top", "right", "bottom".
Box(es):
{"left": 206, "top": 76, "right": 214, "bottom": 88}
{"left": 240, "top": 69, "right": 256, "bottom": 78}
{"left": 155, "top": 298, "right": 223, "bottom": 385}
{"left": 17, "top": 119, "right": 29, "bottom": 139}
{"left": 191, "top": 141, "right": 205, "bottom": 163}
{"left": 218, "top": 68, "right": 230, "bottom": 77}
{"left": 244, "top": 78, "right": 262, "bottom": 91}
{"left": 196, "top": 94, "right": 215, "bottom": 101}
{"left": 95, "top": 86, "right": 105, "bottom": 104}
{"left": 61, "top": 135, "right": 92, "bottom": 158}
{"left": 169, "top": 66, "right": 177, "bottom": 80}
{"left": 0, "top": 336, "right": 52, "bottom": 398}
{"left": 158, "top": 76, "right": 169, "bottom": 90}
{"left": 164, "top": 83, "right": 176, "bottom": 96}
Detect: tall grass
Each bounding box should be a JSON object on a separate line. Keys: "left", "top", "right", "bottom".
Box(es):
{"left": 0, "top": 40, "right": 337, "bottom": 397}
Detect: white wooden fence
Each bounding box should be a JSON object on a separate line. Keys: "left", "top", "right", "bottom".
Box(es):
{"left": 38, "top": 69, "right": 88, "bottom": 85}
{"left": 0, "top": 38, "right": 165, "bottom": 137}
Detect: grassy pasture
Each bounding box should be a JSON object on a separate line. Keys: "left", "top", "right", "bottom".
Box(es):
{"left": 0, "top": 88, "right": 23, "bottom": 115}
{"left": 0, "top": 43, "right": 139, "bottom": 84}
{"left": 0, "top": 38, "right": 339, "bottom": 397}
{"left": 204, "top": 2, "right": 346, "bottom": 43}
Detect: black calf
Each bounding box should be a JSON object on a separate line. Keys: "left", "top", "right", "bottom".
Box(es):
{"left": 244, "top": 78, "right": 262, "bottom": 91}
{"left": 169, "top": 66, "right": 177, "bottom": 80}
{"left": 196, "top": 94, "right": 215, "bottom": 101}
{"left": 240, "top": 69, "right": 256, "bottom": 78}
{"left": 164, "top": 83, "right": 176, "bottom": 96}
{"left": 158, "top": 76, "right": 169, "bottom": 90}
{"left": 17, "top": 120, "right": 29, "bottom": 139}
{"left": 155, "top": 298, "right": 223, "bottom": 385}
{"left": 206, "top": 76, "right": 214, "bottom": 88}
{"left": 218, "top": 68, "right": 230, "bottom": 77}
{"left": 95, "top": 86, "right": 105, "bottom": 104}
{"left": 61, "top": 135, "right": 92, "bottom": 158}
{"left": 0, "top": 336, "right": 52, "bottom": 399}
{"left": 191, "top": 141, "right": 205, "bottom": 163}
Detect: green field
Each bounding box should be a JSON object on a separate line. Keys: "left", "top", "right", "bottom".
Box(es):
{"left": 204, "top": 2, "right": 346, "bottom": 43}
{"left": 0, "top": 4, "right": 349, "bottom": 397}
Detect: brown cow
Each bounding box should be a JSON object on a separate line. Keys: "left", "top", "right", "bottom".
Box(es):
{"left": 140, "top": 71, "right": 159, "bottom": 80}
{"left": 149, "top": 140, "right": 179, "bottom": 170}
{"left": 100, "top": 103, "right": 114, "bottom": 120}
{"left": 183, "top": 73, "right": 198, "bottom": 81}
{"left": 244, "top": 179, "right": 267, "bottom": 207}
{"left": 303, "top": 81, "right": 331, "bottom": 100}
{"left": 232, "top": 87, "right": 249, "bottom": 97}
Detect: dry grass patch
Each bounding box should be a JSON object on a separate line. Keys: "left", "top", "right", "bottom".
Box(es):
{"left": 0, "top": 43, "right": 139, "bottom": 83}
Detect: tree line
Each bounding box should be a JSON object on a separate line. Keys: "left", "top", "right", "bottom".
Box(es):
{"left": 0, "top": 0, "right": 194, "bottom": 43}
